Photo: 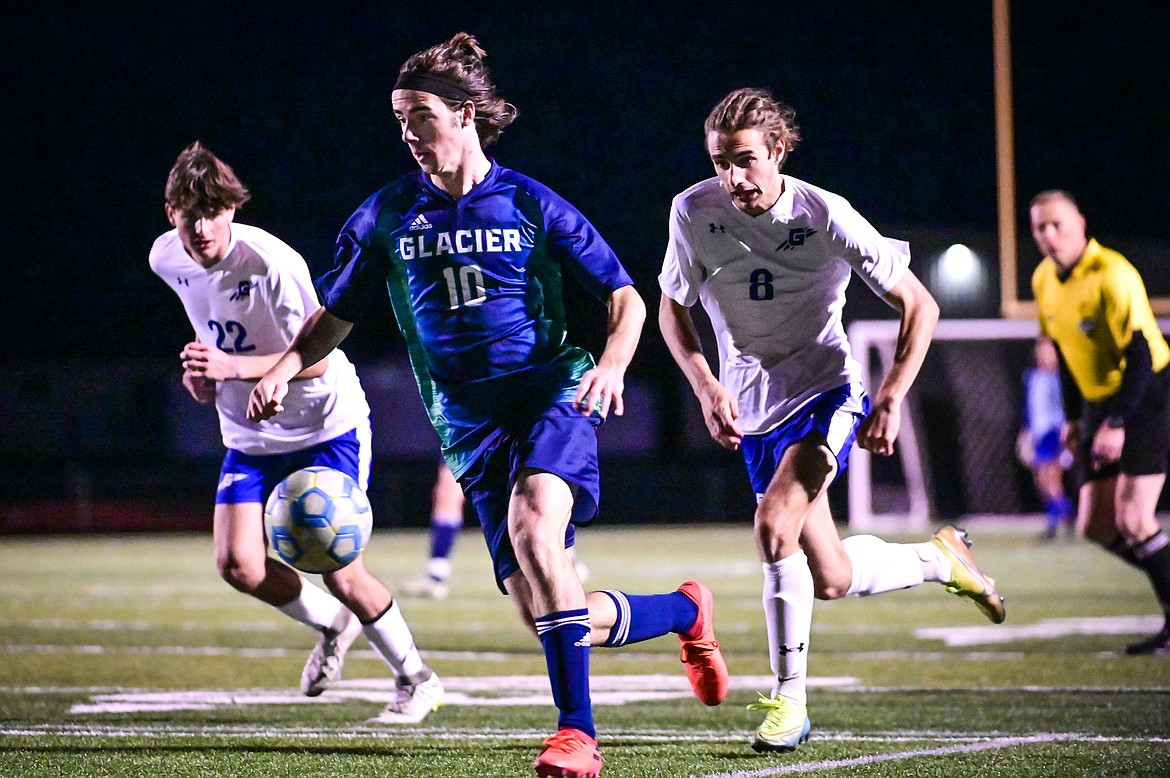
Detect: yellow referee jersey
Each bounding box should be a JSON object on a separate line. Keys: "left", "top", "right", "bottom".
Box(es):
{"left": 1032, "top": 238, "right": 1169, "bottom": 402}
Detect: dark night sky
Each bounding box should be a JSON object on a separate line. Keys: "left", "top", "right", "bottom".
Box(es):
{"left": 6, "top": 2, "right": 1169, "bottom": 369}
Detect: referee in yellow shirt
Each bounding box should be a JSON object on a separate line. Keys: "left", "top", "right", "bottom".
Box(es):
{"left": 1030, "top": 189, "right": 1170, "bottom": 655}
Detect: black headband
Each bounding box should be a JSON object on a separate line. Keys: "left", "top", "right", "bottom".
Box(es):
{"left": 394, "top": 71, "right": 475, "bottom": 102}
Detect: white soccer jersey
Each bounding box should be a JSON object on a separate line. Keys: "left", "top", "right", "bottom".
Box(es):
{"left": 150, "top": 222, "right": 370, "bottom": 455}
{"left": 659, "top": 175, "right": 910, "bottom": 435}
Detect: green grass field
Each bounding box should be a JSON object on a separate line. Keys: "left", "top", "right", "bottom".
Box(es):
{"left": 3, "top": 522, "right": 1169, "bottom": 777}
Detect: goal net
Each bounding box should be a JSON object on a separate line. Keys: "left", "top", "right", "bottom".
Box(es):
{"left": 846, "top": 317, "right": 1042, "bottom": 532}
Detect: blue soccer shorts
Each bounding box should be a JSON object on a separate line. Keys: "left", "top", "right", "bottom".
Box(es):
{"left": 215, "top": 423, "right": 371, "bottom": 505}
{"left": 457, "top": 401, "right": 602, "bottom": 593}
{"left": 1031, "top": 428, "right": 1064, "bottom": 465}
{"left": 740, "top": 383, "right": 870, "bottom": 501}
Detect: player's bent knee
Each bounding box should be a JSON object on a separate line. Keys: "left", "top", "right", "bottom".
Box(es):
{"left": 217, "top": 557, "right": 267, "bottom": 593}
{"left": 813, "top": 580, "right": 851, "bottom": 600}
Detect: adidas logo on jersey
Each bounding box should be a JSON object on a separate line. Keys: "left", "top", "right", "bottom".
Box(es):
{"left": 408, "top": 213, "right": 433, "bottom": 231}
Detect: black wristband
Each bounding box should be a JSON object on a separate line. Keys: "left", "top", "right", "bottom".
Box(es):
{"left": 1104, "top": 415, "right": 1126, "bottom": 429}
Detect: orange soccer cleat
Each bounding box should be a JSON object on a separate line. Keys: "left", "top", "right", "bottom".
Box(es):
{"left": 534, "top": 728, "right": 603, "bottom": 778}
{"left": 676, "top": 580, "right": 729, "bottom": 706}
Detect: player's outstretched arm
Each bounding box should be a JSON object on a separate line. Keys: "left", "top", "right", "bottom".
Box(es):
{"left": 857, "top": 269, "right": 939, "bottom": 455}
{"left": 247, "top": 308, "right": 353, "bottom": 422}
{"left": 658, "top": 295, "right": 742, "bottom": 450}
{"left": 575, "top": 284, "right": 646, "bottom": 418}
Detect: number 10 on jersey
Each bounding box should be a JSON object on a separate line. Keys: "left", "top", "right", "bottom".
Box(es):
{"left": 443, "top": 264, "right": 487, "bottom": 309}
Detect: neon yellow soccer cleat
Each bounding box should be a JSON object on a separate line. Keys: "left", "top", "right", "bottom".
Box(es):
{"left": 932, "top": 526, "right": 1006, "bottom": 624}
{"left": 747, "top": 694, "right": 811, "bottom": 753}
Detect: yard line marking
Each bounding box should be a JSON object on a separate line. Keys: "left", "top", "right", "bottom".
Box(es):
{"left": 9, "top": 678, "right": 1167, "bottom": 717}
{"left": 3, "top": 645, "right": 510, "bottom": 662}
{"left": 57, "top": 675, "right": 860, "bottom": 714}
{"left": 2, "top": 723, "right": 1167, "bottom": 748}
{"left": 917, "top": 615, "right": 1162, "bottom": 646}
{"left": 694, "top": 733, "right": 1083, "bottom": 777}
{"left": 831, "top": 685, "right": 1170, "bottom": 694}
{"left": 4, "top": 644, "right": 292, "bottom": 658}
{"left": 3, "top": 618, "right": 282, "bottom": 633}
{"left": 1, "top": 643, "right": 1058, "bottom": 663}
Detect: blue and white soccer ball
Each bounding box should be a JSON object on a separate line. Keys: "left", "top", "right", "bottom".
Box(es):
{"left": 264, "top": 466, "right": 373, "bottom": 574}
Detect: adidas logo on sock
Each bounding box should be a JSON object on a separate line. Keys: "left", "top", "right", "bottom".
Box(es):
{"left": 408, "top": 213, "right": 433, "bottom": 231}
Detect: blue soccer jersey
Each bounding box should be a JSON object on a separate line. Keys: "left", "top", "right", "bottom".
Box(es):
{"left": 317, "top": 161, "right": 633, "bottom": 477}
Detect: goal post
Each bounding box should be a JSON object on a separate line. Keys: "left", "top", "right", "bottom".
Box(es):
{"left": 846, "top": 317, "right": 1040, "bottom": 533}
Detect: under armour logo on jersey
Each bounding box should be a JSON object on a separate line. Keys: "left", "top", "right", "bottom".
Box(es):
{"left": 1079, "top": 318, "right": 1097, "bottom": 336}
{"left": 777, "top": 642, "right": 806, "bottom": 655}
{"left": 229, "top": 281, "right": 257, "bottom": 301}
{"left": 710, "top": 223, "right": 725, "bottom": 233}
{"left": 408, "top": 213, "right": 433, "bottom": 231}
{"left": 776, "top": 228, "right": 817, "bottom": 251}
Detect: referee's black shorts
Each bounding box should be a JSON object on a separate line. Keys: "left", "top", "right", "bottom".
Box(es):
{"left": 1078, "top": 367, "right": 1170, "bottom": 484}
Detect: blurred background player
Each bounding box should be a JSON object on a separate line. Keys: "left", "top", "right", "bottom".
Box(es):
{"left": 398, "top": 459, "right": 589, "bottom": 600}
{"left": 247, "top": 33, "right": 726, "bottom": 778}
{"left": 1016, "top": 336, "right": 1075, "bottom": 539}
{"left": 1030, "top": 189, "right": 1170, "bottom": 655}
{"left": 658, "top": 87, "right": 1006, "bottom": 753}
{"left": 150, "top": 141, "right": 443, "bottom": 722}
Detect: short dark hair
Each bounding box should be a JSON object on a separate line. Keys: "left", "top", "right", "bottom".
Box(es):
{"left": 165, "top": 141, "right": 251, "bottom": 214}
{"left": 398, "top": 32, "right": 518, "bottom": 148}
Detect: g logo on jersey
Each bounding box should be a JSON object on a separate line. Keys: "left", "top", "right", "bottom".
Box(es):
{"left": 776, "top": 228, "right": 817, "bottom": 251}
{"left": 229, "top": 280, "right": 257, "bottom": 301}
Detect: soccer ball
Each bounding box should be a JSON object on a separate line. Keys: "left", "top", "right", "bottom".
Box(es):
{"left": 264, "top": 466, "right": 373, "bottom": 574}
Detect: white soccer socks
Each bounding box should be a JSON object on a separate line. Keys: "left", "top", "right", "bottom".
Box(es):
{"left": 842, "top": 534, "right": 928, "bottom": 595}
{"left": 277, "top": 577, "right": 348, "bottom": 631}
{"left": 762, "top": 552, "right": 814, "bottom": 706}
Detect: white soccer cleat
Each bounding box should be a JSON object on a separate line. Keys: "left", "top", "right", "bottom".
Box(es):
{"left": 397, "top": 572, "right": 450, "bottom": 600}
{"left": 368, "top": 672, "right": 445, "bottom": 724}
{"left": 301, "top": 610, "right": 362, "bottom": 697}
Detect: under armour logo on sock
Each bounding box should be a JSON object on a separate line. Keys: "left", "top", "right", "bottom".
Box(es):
{"left": 778, "top": 642, "right": 807, "bottom": 655}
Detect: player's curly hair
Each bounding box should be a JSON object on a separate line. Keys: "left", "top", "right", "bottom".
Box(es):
{"left": 165, "top": 141, "right": 251, "bottom": 214}
{"left": 399, "top": 32, "right": 518, "bottom": 148}
{"left": 704, "top": 88, "right": 801, "bottom": 162}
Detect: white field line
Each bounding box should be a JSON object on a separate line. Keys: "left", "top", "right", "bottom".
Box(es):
{"left": 692, "top": 732, "right": 1170, "bottom": 778}
{"left": 2, "top": 645, "right": 514, "bottom": 661}
{"left": 8, "top": 613, "right": 1160, "bottom": 660}
{"left": 53, "top": 675, "right": 858, "bottom": 714}
{"left": 7, "top": 618, "right": 283, "bottom": 633}
{"left": 917, "top": 615, "right": 1163, "bottom": 647}
{"left": 1, "top": 643, "right": 1058, "bottom": 663}
{"left": 3, "top": 722, "right": 1166, "bottom": 746}
{"left": 2, "top": 676, "right": 1164, "bottom": 715}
